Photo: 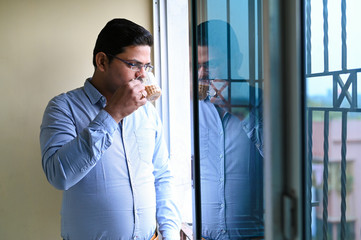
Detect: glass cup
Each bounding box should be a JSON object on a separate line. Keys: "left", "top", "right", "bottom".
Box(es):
{"left": 141, "top": 72, "right": 162, "bottom": 101}
{"left": 198, "top": 79, "right": 210, "bottom": 100}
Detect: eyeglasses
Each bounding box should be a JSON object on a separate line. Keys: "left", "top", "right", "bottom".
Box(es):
{"left": 107, "top": 54, "right": 153, "bottom": 72}
{"left": 198, "top": 59, "right": 222, "bottom": 71}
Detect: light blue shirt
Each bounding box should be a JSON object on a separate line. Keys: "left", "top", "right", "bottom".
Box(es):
{"left": 40, "top": 79, "right": 181, "bottom": 240}
{"left": 198, "top": 97, "right": 264, "bottom": 239}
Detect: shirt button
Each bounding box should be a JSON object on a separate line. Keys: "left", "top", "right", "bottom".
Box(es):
{"left": 219, "top": 178, "right": 224, "bottom": 182}
{"left": 220, "top": 203, "right": 224, "bottom": 208}
{"left": 220, "top": 154, "right": 223, "bottom": 159}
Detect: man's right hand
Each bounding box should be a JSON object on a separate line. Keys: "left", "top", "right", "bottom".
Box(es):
{"left": 104, "top": 79, "right": 148, "bottom": 123}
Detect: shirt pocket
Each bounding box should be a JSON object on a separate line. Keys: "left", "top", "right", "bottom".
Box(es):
{"left": 134, "top": 128, "right": 156, "bottom": 165}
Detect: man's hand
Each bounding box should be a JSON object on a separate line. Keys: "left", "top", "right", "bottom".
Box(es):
{"left": 104, "top": 79, "right": 148, "bottom": 123}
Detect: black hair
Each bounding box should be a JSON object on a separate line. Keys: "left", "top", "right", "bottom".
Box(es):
{"left": 197, "top": 20, "right": 242, "bottom": 69}
{"left": 92, "top": 18, "right": 153, "bottom": 67}
{"left": 197, "top": 20, "right": 240, "bottom": 54}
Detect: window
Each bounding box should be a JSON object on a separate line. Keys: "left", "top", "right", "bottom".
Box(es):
{"left": 152, "top": 0, "right": 193, "bottom": 226}
{"left": 304, "top": 0, "right": 361, "bottom": 239}
{"left": 190, "top": 0, "right": 264, "bottom": 239}
{"left": 154, "top": 0, "right": 361, "bottom": 239}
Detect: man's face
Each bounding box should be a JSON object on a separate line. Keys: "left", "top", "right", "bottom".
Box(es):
{"left": 198, "top": 45, "right": 230, "bottom": 105}
{"left": 104, "top": 45, "right": 151, "bottom": 93}
{"left": 197, "top": 45, "right": 227, "bottom": 81}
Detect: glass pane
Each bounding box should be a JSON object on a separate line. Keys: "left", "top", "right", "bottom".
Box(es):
{"left": 304, "top": 0, "right": 361, "bottom": 239}
{"left": 193, "top": 0, "right": 264, "bottom": 239}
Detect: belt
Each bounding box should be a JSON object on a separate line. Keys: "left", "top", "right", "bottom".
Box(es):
{"left": 150, "top": 231, "right": 158, "bottom": 240}
{"left": 202, "top": 237, "right": 263, "bottom": 240}
{"left": 64, "top": 231, "right": 158, "bottom": 240}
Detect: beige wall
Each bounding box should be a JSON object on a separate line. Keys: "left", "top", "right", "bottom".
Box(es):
{"left": 0, "top": 1, "right": 153, "bottom": 239}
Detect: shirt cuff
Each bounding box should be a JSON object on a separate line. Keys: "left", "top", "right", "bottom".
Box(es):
{"left": 92, "top": 109, "right": 118, "bottom": 134}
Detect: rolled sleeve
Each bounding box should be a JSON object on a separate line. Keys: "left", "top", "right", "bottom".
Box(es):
{"left": 40, "top": 95, "right": 118, "bottom": 190}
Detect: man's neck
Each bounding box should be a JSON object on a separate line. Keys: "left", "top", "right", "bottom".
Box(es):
{"left": 90, "top": 72, "right": 112, "bottom": 103}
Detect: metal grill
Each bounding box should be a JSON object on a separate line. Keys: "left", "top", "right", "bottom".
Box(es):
{"left": 305, "top": 0, "right": 361, "bottom": 239}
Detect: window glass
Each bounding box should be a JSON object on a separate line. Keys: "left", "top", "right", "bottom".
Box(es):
{"left": 193, "top": 0, "right": 264, "bottom": 238}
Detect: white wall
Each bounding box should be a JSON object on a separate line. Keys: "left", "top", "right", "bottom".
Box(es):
{"left": 0, "top": 1, "right": 153, "bottom": 239}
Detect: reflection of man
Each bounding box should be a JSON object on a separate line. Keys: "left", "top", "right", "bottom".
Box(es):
{"left": 40, "top": 19, "right": 181, "bottom": 240}
{"left": 197, "top": 20, "right": 264, "bottom": 239}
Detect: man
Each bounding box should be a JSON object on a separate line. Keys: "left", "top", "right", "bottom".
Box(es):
{"left": 40, "top": 18, "right": 181, "bottom": 240}
{"left": 197, "top": 20, "right": 264, "bottom": 239}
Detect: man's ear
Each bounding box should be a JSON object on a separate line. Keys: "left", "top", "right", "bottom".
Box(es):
{"left": 95, "top": 52, "right": 108, "bottom": 72}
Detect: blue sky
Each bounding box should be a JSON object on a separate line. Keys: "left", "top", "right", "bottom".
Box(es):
{"left": 307, "top": 0, "right": 361, "bottom": 96}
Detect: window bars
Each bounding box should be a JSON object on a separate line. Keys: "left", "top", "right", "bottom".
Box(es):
{"left": 305, "top": 0, "right": 361, "bottom": 239}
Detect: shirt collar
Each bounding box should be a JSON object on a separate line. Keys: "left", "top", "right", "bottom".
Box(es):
{"left": 84, "top": 78, "right": 106, "bottom": 106}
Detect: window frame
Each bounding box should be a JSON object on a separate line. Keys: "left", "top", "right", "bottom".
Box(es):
{"left": 263, "top": 0, "right": 305, "bottom": 238}
{"left": 152, "top": 0, "right": 193, "bottom": 226}
{"left": 153, "top": 0, "right": 305, "bottom": 238}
